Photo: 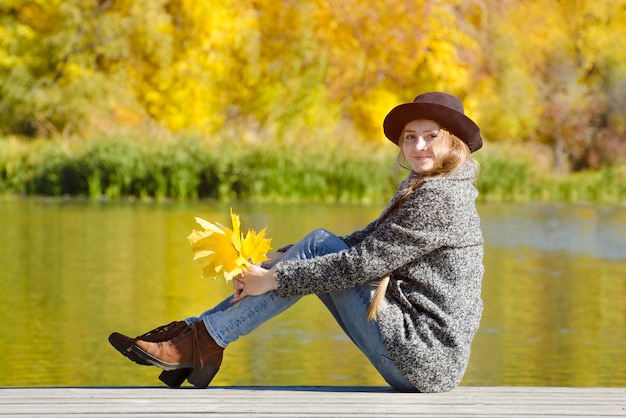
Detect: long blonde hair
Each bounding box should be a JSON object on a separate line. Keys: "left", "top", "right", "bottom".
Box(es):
{"left": 367, "top": 128, "right": 477, "bottom": 321}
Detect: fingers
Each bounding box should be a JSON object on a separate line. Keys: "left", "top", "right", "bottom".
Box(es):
{"left": 232, "top": 275, "right": 246, "bottom": 303}
{"left": 232, "top": 288, "right": 245, "bottom": 303}
{"left": 231, "top": 265, "right": 270, "bottom": 302}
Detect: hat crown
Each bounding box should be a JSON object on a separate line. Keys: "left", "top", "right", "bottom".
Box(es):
{"left": 413, "top": 92, "right": 465, "bottom": 115}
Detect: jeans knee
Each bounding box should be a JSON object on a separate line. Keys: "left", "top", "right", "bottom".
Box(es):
{"left": 307, "top": 228, "right": 344, "bottom": 249}
{"left": 307, "top": 228, "right": 334, "bottom": 241}
{"left": 299, "top": 228, "right": 346, "bottom": 257}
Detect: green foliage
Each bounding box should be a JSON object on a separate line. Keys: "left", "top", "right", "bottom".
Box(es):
{"left": 0, "top": 138, "right": 28, "bottom": 193}
{"left": 474, "top": 151, "right": 626, "bottom": 203}
{"left": 77, "top": 138, "right": 147, "bottom": 199}
{"left": 2, "top": 136, "right": 625, "bottom": 204}
{"left": 0, "top": 136, "right": 397, "bottom": 203}
{"left": 475, "top": 151, "right": 530, "bottom": 202}
{"left": 25, "top": 140, "right": 81, "bottom": 196}
{"left": 530, "top": 167, "right": 626, "bottom": 203}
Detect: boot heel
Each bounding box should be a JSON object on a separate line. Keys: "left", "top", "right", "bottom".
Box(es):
{"left": 159, "top": 369, "right": 191, "bottom": 388}
{"left": 187, "top": 366, "right": 219, "bottom": 388}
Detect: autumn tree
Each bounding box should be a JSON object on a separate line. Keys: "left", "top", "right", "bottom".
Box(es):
{"left": 310, "top": 0, "right": 481, "bottom": 138}
{"left": 471, "top": 0, "right": 626, "bottom": 172}
{"left": 1, "top": 0, "right": 625, "bottom": 173}
{"left": 1, "top": 0, "right": 115, "bottom": 136}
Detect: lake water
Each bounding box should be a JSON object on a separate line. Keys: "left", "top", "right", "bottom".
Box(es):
{"left": 0, "top": 198, "right": 624, "bottom": 388}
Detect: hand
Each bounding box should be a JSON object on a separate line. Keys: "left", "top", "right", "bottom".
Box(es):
{"left": 232, "top": 264, "right": 278, "bottom": 303}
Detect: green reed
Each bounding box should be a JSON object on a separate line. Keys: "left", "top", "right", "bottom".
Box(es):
{"left": 1, "top": 136, "right": 624, "bottom": 204}
{"left": 474, "top": 150, "right": 626, "bottom": 203}
{"left": 0, "top": 136, "right": 396, "bottom": 203}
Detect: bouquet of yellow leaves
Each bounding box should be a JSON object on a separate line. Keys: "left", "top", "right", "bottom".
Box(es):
{"left": 187, "top": 209, "right": 272, "bottom": 281}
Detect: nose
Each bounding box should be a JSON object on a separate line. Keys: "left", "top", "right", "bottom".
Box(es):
{"left": 414, "top": 136, "right": 428, "bottom": 151}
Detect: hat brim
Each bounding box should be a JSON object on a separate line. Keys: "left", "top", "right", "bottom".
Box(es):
{"left": 383, "top": 102, "right": 482, "bottom": 152}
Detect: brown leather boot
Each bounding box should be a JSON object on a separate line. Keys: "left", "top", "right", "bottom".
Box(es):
{"left": 131, "top": 321, "right": 224, "bottom": 388}
{"left": 108, "top": 321, "right": 190, "bottom": 365}
{"left": 108, "top": 321, "right": 192, "bottom": 387}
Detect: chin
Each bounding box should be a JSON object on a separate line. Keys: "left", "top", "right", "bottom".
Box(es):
{"left": 412, "top": 164, "right": 434, "bottom": 173}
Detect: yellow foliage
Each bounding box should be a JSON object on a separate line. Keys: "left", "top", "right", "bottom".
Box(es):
{"left": 1, "top": 0, "right": 625, "bottom": 171}
{"left": 350, "top": 87, "right": 402, "bottom": 141}
{"left": 187, "top": 210, "right": 272, "bottom": 281}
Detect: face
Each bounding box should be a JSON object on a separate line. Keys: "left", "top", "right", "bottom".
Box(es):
{"left": 401, "top": 119, "right": 441, "bottom": 173}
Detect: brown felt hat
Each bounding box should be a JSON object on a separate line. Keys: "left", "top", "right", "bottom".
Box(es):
{"left": 383, "top": 92, "right": 482, "bottom": 152}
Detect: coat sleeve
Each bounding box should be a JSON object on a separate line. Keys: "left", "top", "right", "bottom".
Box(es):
{"left": 274, "top": 184, "right": 461, "bottom": 297}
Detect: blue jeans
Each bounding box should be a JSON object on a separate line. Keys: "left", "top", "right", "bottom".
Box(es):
{"left": 185, "top": 229, "right": 415, "bottom": 391}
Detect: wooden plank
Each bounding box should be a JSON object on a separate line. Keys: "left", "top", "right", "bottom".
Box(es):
{"left": 0, "top": 386, "right": 624, "bottom": 417}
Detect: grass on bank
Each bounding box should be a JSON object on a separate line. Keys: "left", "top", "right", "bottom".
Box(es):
{"left": 0, "top": 136, "right": 624, "bottom": 204}
{"left": 0, "top": 136, "right": 396, "bottom": 203}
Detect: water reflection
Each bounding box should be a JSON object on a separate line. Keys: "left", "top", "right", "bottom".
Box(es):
{"left": 472, "top": 204, "right": 626, "bottom": 387}
{"left": 482, "top": 204, "right": 626, "bottom": 260}
{"left": 0, "top": 199, "right": 624, "bottom": 387}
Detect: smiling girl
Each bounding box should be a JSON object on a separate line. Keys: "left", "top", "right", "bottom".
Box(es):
{"left": 110, "top": 92, "right": 485, "bottom": 393}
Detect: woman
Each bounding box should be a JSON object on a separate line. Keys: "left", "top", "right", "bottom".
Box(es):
{"left": 109, "top": 92, "right": 484, "bottom": 393}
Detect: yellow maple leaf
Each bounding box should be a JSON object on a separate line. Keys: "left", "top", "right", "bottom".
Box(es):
{"left": 241, "top": 227, "right": 272, "bottom": 264}
{"left": 187, "top": 209, "right": 272, "bottom": 281}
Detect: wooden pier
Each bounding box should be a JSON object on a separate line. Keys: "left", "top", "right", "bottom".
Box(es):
{"left": 1, "top": 386, "right": 624, "bottom": 417}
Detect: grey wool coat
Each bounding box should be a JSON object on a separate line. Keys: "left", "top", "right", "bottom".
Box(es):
{"left": 274, "top": 162, "right": 484, "bottom": 393}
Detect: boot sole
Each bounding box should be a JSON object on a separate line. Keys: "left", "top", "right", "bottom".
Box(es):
{"left": 112, "top": 338, "right": 191, "bottom": 387}
{"left": 130, "top": 343, "right": 195, "bottom": 370}
{"left": 131, "top": 342, "right": 219, "bottom": 389}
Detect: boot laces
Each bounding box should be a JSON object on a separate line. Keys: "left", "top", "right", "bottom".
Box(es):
{"left": 140, "top": 321, "right": 177, "bottom": 339}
